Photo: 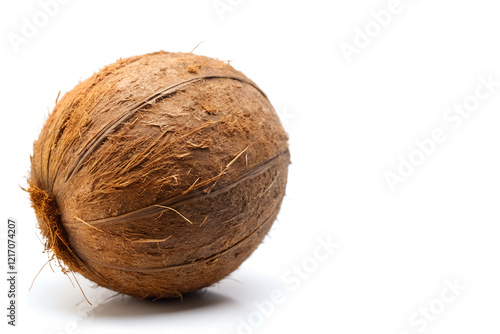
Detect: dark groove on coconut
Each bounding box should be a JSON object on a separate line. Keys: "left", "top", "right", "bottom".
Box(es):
{"left": 64, "top": 74, "right": 268, "bottom": 183}
{"left": 68, "top": 149, "right": 290, "bottom": 226}
{"left": 70, "top": 195, "right": 283, "bottom": 273}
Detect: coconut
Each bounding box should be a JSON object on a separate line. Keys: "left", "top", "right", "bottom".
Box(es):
{"left": 28, "top": 51, "right": 290, "bottom": 299}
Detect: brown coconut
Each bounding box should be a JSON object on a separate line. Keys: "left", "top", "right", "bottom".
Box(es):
{"left": 28, "top": 51, "right": 290, "bottom": 299}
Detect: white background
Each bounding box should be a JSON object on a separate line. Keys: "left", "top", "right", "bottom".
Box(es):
{"left": 1, "top": 0, "right": 500, "bottom": 333}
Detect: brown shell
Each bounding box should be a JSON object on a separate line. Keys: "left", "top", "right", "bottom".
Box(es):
{"left": 28, "top": 51, "right": 290, "bottom": 298}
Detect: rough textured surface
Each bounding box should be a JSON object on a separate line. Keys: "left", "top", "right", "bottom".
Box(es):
{"left": 28, "top": 51, "right": 290, "bottom": 298}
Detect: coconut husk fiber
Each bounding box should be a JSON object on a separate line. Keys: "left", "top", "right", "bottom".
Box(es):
{"left": 28, "top": 51, "right": 290, "bottom": 299}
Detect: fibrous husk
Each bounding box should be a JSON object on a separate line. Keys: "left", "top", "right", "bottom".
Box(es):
{"left": 28, "top": 51, "right": 290, "bottom": 298}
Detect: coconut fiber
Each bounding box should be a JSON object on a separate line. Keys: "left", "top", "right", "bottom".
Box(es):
{"left": 28, "top": 51, "right": 290, "bottom": 299}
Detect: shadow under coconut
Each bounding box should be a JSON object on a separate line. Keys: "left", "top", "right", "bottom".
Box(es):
{"left": 90, "top": 289, "right": 236, "bottom": 318}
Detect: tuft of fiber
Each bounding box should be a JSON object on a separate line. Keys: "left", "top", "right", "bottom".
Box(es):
{"left": 28, "top": 51, "right": 290, "bottom": 299}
